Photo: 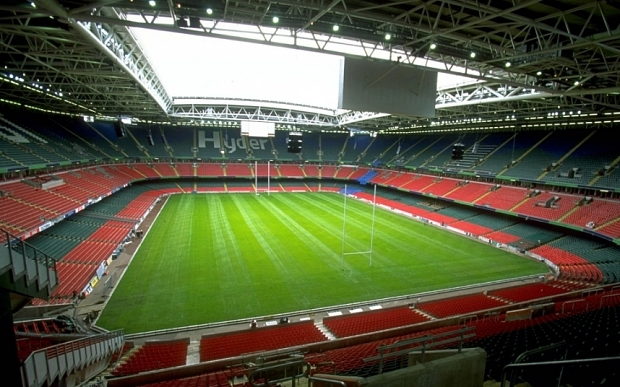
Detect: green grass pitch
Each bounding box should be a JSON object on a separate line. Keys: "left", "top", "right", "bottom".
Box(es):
{"left": 97, "top": 193, "right": 547, "bottom": 333}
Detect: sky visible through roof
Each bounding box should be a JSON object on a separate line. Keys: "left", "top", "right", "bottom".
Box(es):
{"left": 132, "top": 27, "right": 342, "bottom": 109}
{"left": 130, "top": 20, "right": 473, "bottom": 112}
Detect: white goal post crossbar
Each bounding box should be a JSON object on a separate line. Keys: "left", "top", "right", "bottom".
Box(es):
{"left": 340, "top": 183, "right": 378, "bottom": 268}
{"left": 254, "top": 160, "right": 272, "bottom": 196}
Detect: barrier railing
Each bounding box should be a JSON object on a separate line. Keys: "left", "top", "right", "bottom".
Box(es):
{"left": 500, "top": 356, "right": 620, "bottom": 387}
{"left": 363, "top": 326, "right": 476, "bottom": 374}
{"left": 248, "top": 357, "right": 308, "bottom": 387}
{"left": 21, "top": 330, "right": 124, "bottom": 387}
{"left": 307, "top": 375, "right": 348, "bottom": 386}
{"left": 1, "top": 228, "right": 58, "bottom": 296}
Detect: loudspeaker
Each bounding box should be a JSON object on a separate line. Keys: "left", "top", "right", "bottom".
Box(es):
{"left": 114, "top": 120, "right": 126, "bottom": 138}
{"left": 451, "top": 143, "right": 464, "bottom": 160}
{"left": 189, "top": 17, "right": 201, "bottom": 28}
{"left": 287, "top": 132, "right": 303, "bottom": 153}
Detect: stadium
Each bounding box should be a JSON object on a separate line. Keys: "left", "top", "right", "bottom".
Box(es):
{"left": 2, "top": 1, "right": 620, "bottom": 387}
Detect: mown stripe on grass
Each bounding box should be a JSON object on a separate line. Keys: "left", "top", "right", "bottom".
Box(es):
{"left": 292, "top": 193, "right": 545, "bottom": 286}
{"left": 205, "top": 194, "right": 261, "bottom": 314}
{"left": 230, "top": 195, "right": 319, "bottom": 309}
{"left": 98, "top": 193, "right": 547, "bottom": 333}
{"left": 256, "top": 195, "right": 389, "bottom": 295}
{"left": 258, "top": 195, "right": 355, "bottom": 266}
{"left": 315, "top": 193, "right": 487, "bottom": 260}
{"left": 274, "top": 194, "right": 421, "bottom": 290}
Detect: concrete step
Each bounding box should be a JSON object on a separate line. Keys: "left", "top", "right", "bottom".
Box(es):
{"left": 487, "top": 294, "right": 511, "bottom": 304}
{"left": 410, "top": 306, "right": 436, "bottom": 320}
{"left": 186, "top": 340, "right": 200, "bottom": 365}
{"left": 483, "top": 380, "right": 532, "bottom": 387}
{"left": 275, "top": 378, "right": 310, "bottom": 387}
{"left": 103, "top": 345, "right": 141, "bottom": 375}
{"left": 315, "top": 322, "right": 337, "bottom": 340}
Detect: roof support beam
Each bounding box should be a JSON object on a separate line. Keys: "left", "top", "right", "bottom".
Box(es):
{"left": 299, "top": 0, "right": 341, "bottom": 32}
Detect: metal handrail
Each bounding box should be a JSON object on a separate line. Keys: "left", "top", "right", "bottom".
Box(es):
{"left": 125, "top": 274, "right": 543, "bottom": 340}
{"left": 514, "top": 341, "right": 567, "bottom": 364}
{"left": 561, "top": 299, "right": 587, "bottom": 313}
{"left": 501, "top": 356, "right": 620, "bottom": 387}
{"left": 364, "top": 326, "right": 476, "bottom": 373}
{"left": 377, "top": 326, "right": 475, "bottom": 351}
{"left": 21, "top": 329, "right": 124, "bottom": 387}
{"left": 600, "top": 293, "right": 620, "bottom": 308}
{"left": 248, "top": 358, "right": 309, "bottom": 387}
{"left": 307, "top": 375, "right": 347, "bottom": 386}
{"left": 2, "top": 228, "right": 58, "bottom": 292}
{"left": 510, "top": 341, "right": 567, "bottom": 387}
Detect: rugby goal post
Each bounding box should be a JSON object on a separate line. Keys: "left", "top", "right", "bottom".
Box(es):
{"left": 341, "top": 183, "right": 377, "bottom": 268}
{"left": 254, "top": 160, "right": 272, "bottom": 196}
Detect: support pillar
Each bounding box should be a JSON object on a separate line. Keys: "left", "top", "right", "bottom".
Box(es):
{"left": 0, "top": 289, "right": 21, "bottom": 386}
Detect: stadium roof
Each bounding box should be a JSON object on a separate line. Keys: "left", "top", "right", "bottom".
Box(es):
{"left": 1, "top": 0, "right": 620, "bottom": 133}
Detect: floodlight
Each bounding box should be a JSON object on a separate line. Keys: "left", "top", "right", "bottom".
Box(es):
{"left": 385, "top": 33, "right": 391, "bottom": 40}
{"left": 429, "top": 42, "right": 437, "bottom": 50}
{"left": 333, "top": 24, "right": 339, "bottom": 32}
{"left": 536, "top": 71, "right": 542, "bottom": 76}
{"left": 505, "top": 61, "right": 511, "bottom": 68}
{"left": 574, "top": 80, "right": 580, "bottom": 86}
{"left": 206, "top": 8, "right": 213, "bottom": 15}
{"left": 272, "top": 16, "right": 279, "bottom": 23}
{"left": 470, "top": 52, "right": 476, "bottom": 58}
{"left": 149, "top": 0, "right": 156, "bottom": 6}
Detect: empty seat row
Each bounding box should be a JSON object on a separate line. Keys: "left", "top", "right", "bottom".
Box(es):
{"left": 323, "top": 307, "right": 430, "bottom": 338}
{"left": 112, "top": 340, "right": 189, "bottom": 376}
{"left": 200, "top": 322, "right": 326, "bottom": 362}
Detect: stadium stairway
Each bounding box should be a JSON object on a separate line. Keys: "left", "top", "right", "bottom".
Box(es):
{"left": 483, "top": 380, "right": 530, "bottom": 387}
{"left": 186, "top": 340, "right": 201, "bottom": 365}
{"left": 498, "top": 131, "right": 554, "bottom": 177}
{"left": 1, "top": 229, "right": 58, "bottom": 302}
{"left": 410, "top": 306, "right": 435, "bottom": 321}
{"left": 16, "top": 328, "right": 125, "bottom": 387}
{"left": 315, "top": 322, "right": 338, "bottom": 340}
{"left": 111, "top": 339, "right": 190, "bottom": 376}
{"left": 357, "top": 169, "right": 378, "bottom": 185}
{"left": 339, "top": 186, "right": 362, "bottom": 195}
{"left": 101, "top": 344, "right": 140, "bottom": 378}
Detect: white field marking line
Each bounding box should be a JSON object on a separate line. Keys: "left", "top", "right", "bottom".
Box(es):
{"left": 209, "top": 195, "right": 254, "bottom": 286}
{"left": 305, "top": 194, "right": 481, "bottom": 283}
{"left": 292, "top": 194, "right": 383, "bottom": 258}
{"left": 283, "top": 196, "right": 388, "bottom": 280}
{"left": 93, "top": 195, "right": 171, "bottom": 326}
{"left": 230, "top": 194, "right": 328, "bottom": 309}
{"left": 207, "top": 195, "right": 242, "bottom": 314}
{"left": 269, "top": 195, "right": 393, "bottom": 289}
{"left": 252, "top": 195, "right": 344, "bottom": 303}
{"left": 328, "top": 193, "right": 546, "bottom": 272}
{"left": 206, "top": 195, "right": 259, "bottom": 313}
{"left": 320, "top": 193, "right": 472, "bottom": 258}
{"left": 230, "top": 195, "right": 291, "bottom": 277}
{"left": 257, "top": 195, "right": 342, "bottom": 262}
